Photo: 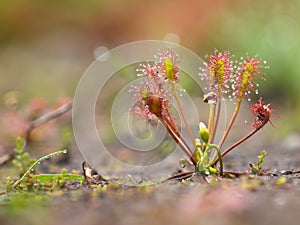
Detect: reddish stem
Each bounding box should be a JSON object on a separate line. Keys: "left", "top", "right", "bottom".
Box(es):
{"left": 212, "top": 127, "right": 261, "bottom": 167}
{"left": 162, "top": 115, "right": 197, "bottom": 165}
{"left": 218, "top": 98, "right": 242, "bottom": 149}
{"left": 210, "top": 93, "right": 222, "bottom": 143}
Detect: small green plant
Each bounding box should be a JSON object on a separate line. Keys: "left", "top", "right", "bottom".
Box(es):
{"left": 131, "top": 49, "right": 277, "bottom": 178}
{"left": 6, "top": 138, "right": 84, "bottom": 192}
{"left": 12, "top": 138, "right": 36, "bottom": 177}
{"left": 250, "top": 150, "right": 267, "bottom": 175}
{"left": 13, "top": 149, "right": 67, "bottom": 188}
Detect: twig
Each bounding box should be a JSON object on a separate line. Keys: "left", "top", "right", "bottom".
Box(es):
{"left": 25, "top": 103, "right": 72, "bottom": 142}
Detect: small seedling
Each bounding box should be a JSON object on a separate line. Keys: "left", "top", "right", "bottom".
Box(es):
{"left": 13, "top": 149, "right": 66, "bottom": 188}
{"left": 250, "top": 150, "right": 267, "bottom": 175}
{"left": 12, "top": 138, "right": 36, "bottom": 177}
{"left": 6, "top": 138, "right": 84, "bottom": 192}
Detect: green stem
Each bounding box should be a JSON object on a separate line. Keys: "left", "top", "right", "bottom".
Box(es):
{"left": 209, "top": 144, "right": 223, "bottom": 176}
{"left": 197, "top": 143, "right": 223, "bottom": 176}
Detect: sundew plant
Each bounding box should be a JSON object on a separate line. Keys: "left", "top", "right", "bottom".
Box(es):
{"left": 131, "top": 48, "right": 276, "bottom": 176}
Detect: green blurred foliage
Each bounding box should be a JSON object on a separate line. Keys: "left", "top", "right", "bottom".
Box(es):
{"left": 207, "top": 0, "right": 300, "bottom": 133}
{"left": 207, "top": 0, "right": 300, "bottom": 111}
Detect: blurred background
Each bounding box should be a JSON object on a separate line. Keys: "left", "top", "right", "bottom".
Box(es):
{"left": 0, "top": 0, "right": 300, "bottom": 152}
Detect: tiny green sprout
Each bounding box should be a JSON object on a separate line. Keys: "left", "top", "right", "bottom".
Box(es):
{"left": 13, "top": 149, "right": 67, "bottom": 188}
{"left": 55, "top": 168, "right": 68, "bottom": 189}
{"left": 12, "top": 137, "right": 35, "bottom": 176}
{"left": 257, "top": 150, "right": 267, "bottom": 170}
{"left": 6, "top": 176, "right": 14, "bottom": 192}
{"left": 195, "top": 138, "right": 203, "bottom": 161}
{"left": 15, "top": 137, "right": 25, "bottom": 150}
{"left": 250, "top": 150, "right": 267, "bottom": 175}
